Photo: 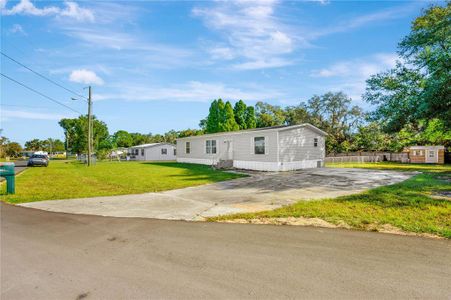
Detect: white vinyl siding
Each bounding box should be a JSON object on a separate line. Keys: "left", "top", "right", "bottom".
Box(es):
{"left": 130, "top": 144, "right": 176, "bottom": 161}
{"left": 278, "top": 127, "right": 325, "bottom": 162}
{"left": 175, "top": 124, "right": 326, "bottom": 170}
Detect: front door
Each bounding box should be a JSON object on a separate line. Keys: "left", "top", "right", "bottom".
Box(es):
{"left": 426, "top": 149, "right": 438, "bottom": 163}
{"left": 225, "top": 140, "right": 233, "bottom": 160}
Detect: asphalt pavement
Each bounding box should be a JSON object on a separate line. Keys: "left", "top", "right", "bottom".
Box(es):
{"left": 1, "top": 203, "right": 450, "bottom": 299}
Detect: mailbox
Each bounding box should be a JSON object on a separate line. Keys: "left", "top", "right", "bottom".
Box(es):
{"left": 0, "top": 162, "right": 15, "bottom": 194}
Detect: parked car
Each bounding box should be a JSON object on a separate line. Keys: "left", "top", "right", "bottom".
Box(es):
{"left": 27, "top": 154, "right": 49, "bottom": 167}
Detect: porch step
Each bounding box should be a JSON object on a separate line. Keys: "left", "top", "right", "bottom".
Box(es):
{"left": 215, "top": 159, "right": 233, "bottom": 169}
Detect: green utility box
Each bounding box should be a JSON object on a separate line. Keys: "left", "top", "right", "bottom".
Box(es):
{"left": 0, "top": 162, "right": 15, "bottom": 194}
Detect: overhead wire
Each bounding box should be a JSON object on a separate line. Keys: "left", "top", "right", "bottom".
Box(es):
{"left": 1, "top": 72, "right": 83, "bottom": 114}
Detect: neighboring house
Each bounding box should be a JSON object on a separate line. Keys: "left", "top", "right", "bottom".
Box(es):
{"left": 407, "top": 146, "right": 445, "bottom": 164}
{"left": 176, "top": 124, "right": 327, "bottom": 171}
{"left": 129, "top": 143, "right": 176, "bottom": 161}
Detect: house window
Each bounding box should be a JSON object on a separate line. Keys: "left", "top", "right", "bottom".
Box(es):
{"left": 141, "top": 149, "right": 144, "bottom": 156}
{"left": 429, "top": 150, "right": 435, "bottom": 158}
{"left": 186, "top": 142, "right": 190, "bottom": 154}
{"left": 135, "top": 149, "right": 139, "bottom": 155}
{"left": 254, "top": 137, "right": 265, "bottom": 155}
{"left": 161, "top": 148, "right": 167, "bottom": 155}
{"left": 174, "top": 149, "right": 176, "bottom": 156}
{"left": 314, "top": 138, "right": 318, "bottom": 147}
{"left": 206, "top": 140, "right": 217, "bottom": 154}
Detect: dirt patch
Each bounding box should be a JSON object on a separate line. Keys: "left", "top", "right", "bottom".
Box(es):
{"left": 219, "top": 217, "right": 349, "bottom": 229}
{"left": 368, "top": 224, "right": 444, "bottom": 239}
{"left": 218, "top": 218, "right": 443, "bottom": 239}
{"left": 431, "top": 190, "right": 451, "bottom": 201}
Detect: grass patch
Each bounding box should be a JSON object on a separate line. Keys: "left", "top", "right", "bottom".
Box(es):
{"left": 211, "top": 162, "right": 451, "bottom": 238}
{"left": 1, "top": 160, "right": 244, "bottom": 204}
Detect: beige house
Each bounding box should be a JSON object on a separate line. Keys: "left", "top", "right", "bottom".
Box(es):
{"left": 176, "top": 124, "right": 327, "bottom": 171}
{"left": 407, "top": 146, "right": 445, "bottom": 164}
{"left": 129, "top": 143, "right": 176, "bottom": 161}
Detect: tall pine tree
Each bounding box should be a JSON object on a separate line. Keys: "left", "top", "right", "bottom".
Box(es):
{"left": 245, "top": 106, "right": 257, "bottom": 129}
{"left": 222, "top": 101, "right": 240, "bottom": 132}
{"left": 206, "top": 100, "right": 219, "bottom": 133}
{"left": 233, "top": 100, "right": 247, "bottom": 130}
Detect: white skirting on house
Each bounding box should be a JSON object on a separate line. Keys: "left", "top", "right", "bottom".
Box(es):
{"left": 234, "top": 159, "right": 323, "bottom": 171}
{"left": 278, "top": 160, "right": 322, "bottom": 171}
{"left": 177, "top": 157, "right": 323, "bottom": 171}
{"left": 177, "top": 157, "right": 215, "bottom": 165}
{"left": 233, "top": 160, "right": 280, "bottom": 172}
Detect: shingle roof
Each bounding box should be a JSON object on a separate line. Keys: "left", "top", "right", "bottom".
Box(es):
{"left": 177, "top": 123, "right": 328, "bottom": 140}
{"left": 129, "top": 143, "right": 174, "bottom": 149}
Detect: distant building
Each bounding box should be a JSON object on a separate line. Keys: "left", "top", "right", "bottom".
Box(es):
{"left": 407, "top": 146, "right": 445, "bottom": 164}
{"left": 176, "top": 124, "right": 327, "bottom": 171}
{"left": 128, "top": 143, "right": 176, "bottom": 161}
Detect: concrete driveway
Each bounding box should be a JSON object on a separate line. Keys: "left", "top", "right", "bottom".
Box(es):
{"left": 21, "top": 168, "right": 414, "bottom": 220}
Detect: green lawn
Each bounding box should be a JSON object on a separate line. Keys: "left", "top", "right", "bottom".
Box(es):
{"left": 1, "top": 160, "right": 244, "bottom": 204}
{"left": 211, "top": 162, "right": 451, "bottom": 238}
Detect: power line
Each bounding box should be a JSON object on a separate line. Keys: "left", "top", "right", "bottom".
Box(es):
{"left": 1, "top": 51, "right": 88, "bottom": 101}
{"left": 1, "top": 73, "right": 83, "bottom": 114}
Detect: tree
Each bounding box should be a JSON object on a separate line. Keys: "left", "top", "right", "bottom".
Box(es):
{"left": 113, "top": 130, "right": 133, "bottom": 148}
{"left": 364, "top": 2, "right": 451, "bottom": 131}
{"left": 5, "top": 142, "right": 22, "bottom": 157}
{"left": 352, "top": 123, "right": 391, "bottom": 152}
{"left": 255, "top": 102, "right": 286, "bottom": 128}
{"left": 42, "top": 138, "right": 65, "bottom": 153}
{"left": 244, "top": 106, "right": 257, "bottom": 129}
{"left": 59, "top": 115, "right": 109, "bottom": 154}
{"left": 234, "top": 100, "right": 248, "bottom": 130}
{"left": 178, "top": 129, "right": 204, "bottom": 138}
{"left": 59, "top": 118, "right": 77, "bottom": 153}
{"left": 221, "top": 101, "right": 239, "bottom": 132}
{"left": 24, "top": 139, "right": 43, "bottom": 151}
{"left": 130, "top": 133, "right": 151, "bottom": 146}
{"left": 206, "top": 99, "right": 220, "bottom": 133}
{"left": 285, "top": 104, "right": 310, "bottom": 125}
{"left": 0, "top": 131, "right": 9, "bottom": 158}
{"left": 304, "top": 92, "right": 363, "bottom": 153}
{"left": 163, "top": 130, "right": 178, "bottom": 144}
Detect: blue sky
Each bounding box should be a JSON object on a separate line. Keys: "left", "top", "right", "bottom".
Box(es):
{"left": 0, "top": 0, "right": 439, "bottom": 145}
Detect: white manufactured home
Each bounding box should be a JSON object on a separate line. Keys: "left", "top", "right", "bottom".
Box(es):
{"left": 129, "top": 143, "right": 176, "bottom": 161}
{"left": 176, "top": 124, "right": 327, "bottom": 171}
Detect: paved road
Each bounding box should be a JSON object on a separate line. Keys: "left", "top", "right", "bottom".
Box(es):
{"left": 20, "top": 168, "right": 414, "bottom": 220}
{"left": 0, "top": 161, "right": 27, "bottom": 182}
{"left": 1, "top": 203, "right": 450, "bottom": 299}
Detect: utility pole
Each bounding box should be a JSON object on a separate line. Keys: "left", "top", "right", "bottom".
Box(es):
{"left": 87, "top": 86, "right": 92, "bottom": 166}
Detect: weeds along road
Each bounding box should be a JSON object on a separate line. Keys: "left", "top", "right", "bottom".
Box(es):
{"left": 1, "top": 202, "right": 450, "bottom": 299}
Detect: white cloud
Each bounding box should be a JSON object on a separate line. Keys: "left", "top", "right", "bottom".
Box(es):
{"left": 311, "top": 53, "right": 398, "bottom": 78}
{"left": 1, "top": 109, "right": 68, "bottom": 121}
{"left": 309, "top": 3, "right": 420, "bottom": 39}
{"left": 95, "top": 81, "right": 283, "bottom": 103}
{"left": 69, "top": 69, "right": 104, "bottom": 85}
{"left": 192, "top": 0, "right": 296, "bottom": 70}
{"left": 310, "top": 53, "right": 399, "bottom": 102}
{"left": 1, "top": 0, "right": 94, "bottom": 22}
{"left": 10, "top": 24, "right": 26, "bottom": 35}
{"left": 59, "top": 2, "right": 94, "bottom": 22}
